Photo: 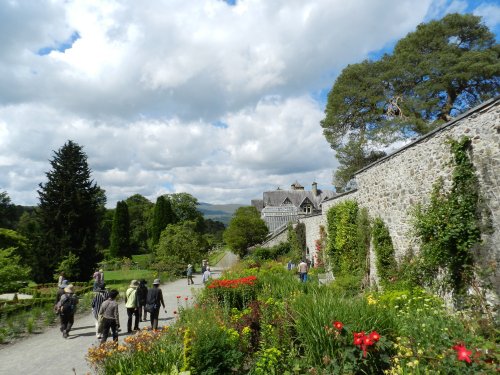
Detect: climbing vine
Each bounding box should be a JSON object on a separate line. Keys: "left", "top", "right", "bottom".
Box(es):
{"left": 326, "top": 200, "right": 367, "bottom": 277}
{"left": 413, "top": 137, "right": 481, "bottom": 297}
{"left": 372, "top": 218, "right": 397, "bottom": 287}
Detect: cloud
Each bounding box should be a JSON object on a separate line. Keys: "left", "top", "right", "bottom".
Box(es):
{"left": 3, "top": 0, "right": 478, "bottom": 208}
{"left": 474, "top": 3, "right": 500, "bottom": 30}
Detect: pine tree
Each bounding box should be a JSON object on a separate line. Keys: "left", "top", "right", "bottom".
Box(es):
{"left": 109, "top": 200, "right": 131, "bottom": 258}
{"left": 35, "top": 140, "right": 105, "bottom": 282}
{"left": 151, "top": 195, "right": 175, "bottom": 246}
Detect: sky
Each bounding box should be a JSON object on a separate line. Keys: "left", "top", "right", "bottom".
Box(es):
{"left": 1, "top": 0, "right": 499, "bottom": 208}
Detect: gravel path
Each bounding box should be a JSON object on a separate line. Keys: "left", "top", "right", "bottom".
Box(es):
{"left": 0, "top": 270, "right": 219, "bottom": 375}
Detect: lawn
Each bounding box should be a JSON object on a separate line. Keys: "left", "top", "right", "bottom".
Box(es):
{"left": 103, "top": 269, "right": 155, "bottom": 291}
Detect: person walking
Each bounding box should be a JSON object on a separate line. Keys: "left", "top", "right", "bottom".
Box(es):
{"left": 146, "top": 279, "right": 165, "bottom": 330}
{"left": 91, "top": 283, "right": 109, "bottom": 340}
{"left": 55, "top": 279, "right": 68, "bottom": 305}
{"left": 57, "top": 272, "right": 65, "bottom": 288}
{"left": 125, "top": 280, "right": 140, "bottom": 333}
{"left": 92, "top": 269, "right": 103, "bottom": 291}
{"left": 186, "top": 264, "right": 194, "bottom": 285}
{"left": 136, "top": 279, "right": 148, "bottom": 322}
{"left": 99, "top": 289, "right": 120, "bottom": 343}
{"left": 202, "top": 266, "right": 211, "bottom": 284}
{"left": 298, "top": 259, "right": 308, "bottom": 282}
{"left": 57, "top": 284, "right": 78, "bottom": 338}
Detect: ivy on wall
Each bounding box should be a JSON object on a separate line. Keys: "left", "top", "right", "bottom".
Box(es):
{"left": 372, "top": 218, "right": 397, "bottom": 287}
{"left": 413, "top": 137, "right": 481, "bottom": 297}
{"left": 326, "top": 200, "right": 368, "bottom": 278}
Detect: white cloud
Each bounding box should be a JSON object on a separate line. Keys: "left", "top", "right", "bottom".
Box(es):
{"left": 2, "top": 0, "right": 477, "bottom": 208}
{"left": 474, "top": 3, "right": 500, "bottom": 30}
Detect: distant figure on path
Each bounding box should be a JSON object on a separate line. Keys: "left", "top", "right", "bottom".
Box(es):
{"left": 99, "top": 289, "right": 120, "bottom": 343}
{"left": 201, "top": 259, "right": 208, "bottom": 274}
{"left": 187, "top": 264, "right": 194, "bottom": 285}
{"left": 136, "top": 279, "right": 148, "bottom": 322}
{"left": 57, "top": 284, "right": 78, "bottom": 338}
{"left": 298, "top": 260, "right": 308, "bottom": 282}
{"left": 92, "top": 283, "right": 109, "bottom": 339}
{"left": 92, "top": 269, "right": 104, "bottom": 291}
{"left": 146, "top": 279, "right": 165, "bottom": 330}
{"left": 57, "top": 272, "right": 65, "bottom": 288}
{"left": 202, "top": 266, "right": 211, "bottom": 284}
{"left": 125, "top": 280, "right": 140, "bottom": 333}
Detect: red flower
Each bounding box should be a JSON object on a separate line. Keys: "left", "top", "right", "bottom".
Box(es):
{"left": 452, "top": 343, "right": 472, "bottom": 363}
{"left": 369, "top": 331, "right": 380, "bottom": 342}
{"left": 333, "top": 321, "right": 343, "bottom": 331}
{"left": 176, "top": 296, "right": 181, "bottom": 299}
{"left": 363, "top": 337, "right": 374, "bottom": 346}
{"left": 184, "top": 297, "right": 188, "bottom": 301}
{"left": 353, "top": 337, "right": 363, "bottom": 346}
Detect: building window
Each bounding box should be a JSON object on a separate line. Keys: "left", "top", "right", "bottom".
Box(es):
{"left": 303, "top": 204, "right": 312, "bottom": 214}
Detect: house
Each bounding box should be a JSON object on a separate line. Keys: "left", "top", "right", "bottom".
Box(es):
{"left": 251, "top": 181, "right": 336, "bottom": 233}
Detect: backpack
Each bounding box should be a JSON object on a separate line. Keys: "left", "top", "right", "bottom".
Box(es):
{"left": 59, "top": 294, "right": 77, "bottom": 315}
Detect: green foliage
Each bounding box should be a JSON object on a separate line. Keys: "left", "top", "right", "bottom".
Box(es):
{"left": 223, "top": 206, "right": 268, "bottom": 258}
{"left": 125, "top": 194, "right": 154, "bottom": 254}
{"left": 0, "top": 247, "right": 31, "bottom": 293}
{"left": 372, "top": 218, "right": 397, "bottom": 286}
{"left": 168, "top": 192, "right": 204, "bottom": 227}
{"left": 109, "top": 200, "right": 131, "bottom": 258}
{"left": 151, "top": 195, "right": 175, "bottom": 246}
{"left": 326, "top": 200, "right": 365, "bottom": 277}
{"left": 35, "top": 140, "right": 106, "bottom": 282}
{"left": 413, "top": 137, "right": 481, "bottom": 298}
{"left": 287, "top": 223, "right": 302, "bottom": 262}
{"left": 155, "top": 220, "right": 209, "bottom": 266}
{"left": 321, "top": 13, "right": 499, "bottom": 189}
{"left": 54, "top": 252, "right": 80, "bottom": 280}
{"left": 0, "top": 191, "right": 17, "bottom": 229}
{"left": 251, "top": 242, "right": 291, "bottom": 262}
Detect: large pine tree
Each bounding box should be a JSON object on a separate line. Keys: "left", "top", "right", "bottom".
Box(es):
{"left": 151, "top": 195, "right": 175, "bottom": 246}
{"left": 109, "top": 200, "right": 131, "bottom": 258}
{"left": 35, "top": 140, "right": 105, "bottom": 281}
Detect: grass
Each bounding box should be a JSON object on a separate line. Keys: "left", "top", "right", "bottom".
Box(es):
{"left": 103, "top": 269, "right": 156, "bottom": 291}
{"left": 208, "top": 248, "right": 227, "bottom": 266}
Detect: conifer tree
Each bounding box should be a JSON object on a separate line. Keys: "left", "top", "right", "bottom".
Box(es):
{"left": 35, "top": 140, "right": 105, "bottom": 282}
{"left": 151, "top": 195, "right": 175, "bottom": 246}
{"left": 109, "top": 200, "right": 131, "bottom": 258}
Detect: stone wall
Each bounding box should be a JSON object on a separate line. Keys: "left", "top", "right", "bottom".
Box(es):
{"left": 260, "top": 226, "right": 288, "bottom": 248}
{"left": 300, "top": 214, "right": 325, "bottom": 263}
{"left": 321, "top": 97, "right": 500, "bottom": 297}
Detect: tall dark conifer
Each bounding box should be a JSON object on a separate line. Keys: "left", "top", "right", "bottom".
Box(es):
{"left": 151, "top": 195, "right": 174, "bottom": 246}
{"left": 36, "top": 140, "right": 105, "bottom": 281}
{"left": 109, "top": 200, "right": 131, "bottom": 258}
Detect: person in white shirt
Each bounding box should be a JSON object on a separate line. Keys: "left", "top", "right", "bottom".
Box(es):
{"left": 202, "top": 266, "right": 211, "bottom": 284}
{"left": 298, "top": 260, "right": 308, "bottom": 282}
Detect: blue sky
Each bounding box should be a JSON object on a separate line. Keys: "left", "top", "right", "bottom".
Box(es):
{"left": 0, "top": 0, "right": 498, "bottom": 207}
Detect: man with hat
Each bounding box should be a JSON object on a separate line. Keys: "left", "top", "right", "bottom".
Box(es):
{"left": 186, "top": 264, "right": 194, "bottom": 285}
{"left": 125, "top": 279, "right": 140, "bottom": 333}
{"left": 146, "top": 279, "right": 165, "bottom": 330}
{"left": 57, "top": 284, "right": 78, "bottom": 338}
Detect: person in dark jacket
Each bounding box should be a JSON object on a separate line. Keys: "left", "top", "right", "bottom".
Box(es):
{"left": 136, "top": 279, "right": 148, "bottom": 321}
{"left": 146, "top": 279, "right": 165, "bottom": 330}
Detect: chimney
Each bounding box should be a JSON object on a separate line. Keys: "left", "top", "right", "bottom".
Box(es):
{"left": 312, "top": 182, "right": 318, "bottom": 196}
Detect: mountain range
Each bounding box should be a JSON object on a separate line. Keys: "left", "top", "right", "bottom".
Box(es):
{"left": 198, "top": 202, "right": 244, "bottom": 226}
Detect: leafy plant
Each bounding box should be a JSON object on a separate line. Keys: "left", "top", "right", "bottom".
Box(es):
{"left": 372, "top": 218, "right": 397, "bottom": 287}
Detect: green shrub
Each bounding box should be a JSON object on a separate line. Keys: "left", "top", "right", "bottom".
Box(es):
{"left": 372, "top": 218, "right": 397, "bottom": 286}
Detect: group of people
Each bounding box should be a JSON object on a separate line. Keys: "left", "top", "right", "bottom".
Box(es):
{"left": 91, "top": 278, "right": 166, "bottom": 343}
{"left": 53, "top": 261, "right": 213, "bottom": 343}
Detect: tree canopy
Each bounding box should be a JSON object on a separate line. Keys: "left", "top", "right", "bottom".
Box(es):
{"left": 125, "top": 194, "right": 154, "bottom": 253}
{"left": 35, "top": 140, "right": 106, "bottom": 281}
{"left": 109, "top": 200, "right": 131, "bottom": 258}
{"left": 151, "top": 195, "right": 176, "bottom": 246}
{"left": 0, "top": 191, "right": 17, "bottom": 229}
{"left": 223, "top": 206, "right": 268, "bottom": 258}
{"left": 321, "top": 13, "right": 500, "bottom": 189}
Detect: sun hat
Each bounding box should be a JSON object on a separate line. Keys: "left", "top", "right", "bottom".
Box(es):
{"left": 64, "top": 284, "right": 75, "bottom": 293}
{"left": 129, "top": 279, "right": 139, "bottom": 287}
{"left": 153, "top": 278, "right": 161, "bottom": 285}
{"left": 60, "top": 279, "right": 69, "bottom": 288}
{"left": 188, "top": 264, "right": 192, "bottom": 268}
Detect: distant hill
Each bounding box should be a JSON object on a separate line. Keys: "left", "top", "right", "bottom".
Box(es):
{"left": 198, "top": 202, "right": 244, "bottom": 226}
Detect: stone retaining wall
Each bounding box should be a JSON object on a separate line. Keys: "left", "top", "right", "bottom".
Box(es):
{"left": 321, "top": 97, "right": 499, "bottom": 297}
